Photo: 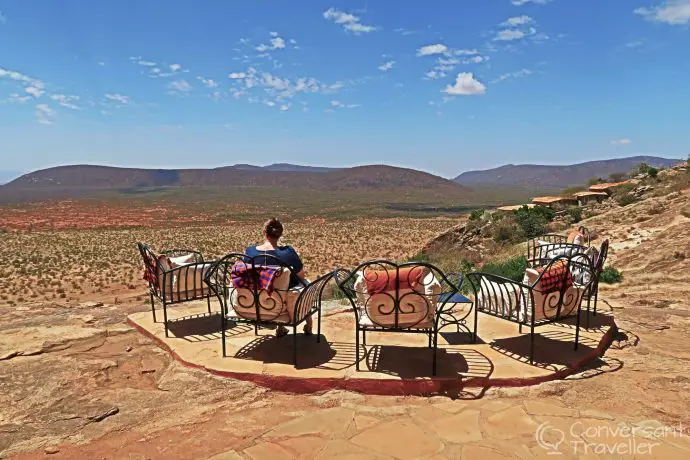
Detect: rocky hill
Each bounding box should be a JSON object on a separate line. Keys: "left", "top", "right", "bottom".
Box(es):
{"left": 454, "top": 156, "right": 679, "bottom": 189}
{"left": 0, "top": 164, "right": 466, "bottom": 202}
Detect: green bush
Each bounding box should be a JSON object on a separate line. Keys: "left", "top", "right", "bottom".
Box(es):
{"left": 566, "top": 206, "right": 583, "bottom": 223}
{"left": 609, "top": 172, "right": 628, "bottom": 182}
{"left": 469, "top": 209, "right": 484, "bottom": 221}
{"left": 587, "top": 177, "right": 603, "bottom": 186}
{"left": 600, "top": 266, "right": 623, "bottom": 284}
{"left": 481, "top": 256, "right": 528, "bottom": 282}
{"left": 492, "top": 219, "right": 522, "bottom": 244}
{"left": 647, "top": 167, "right": 658, "bottom": 178}
{"left": 514, "top": 205, "right": 555, "bottom": 239}
{"left": 617, "top": 194, "right": 638, "bottom": 207}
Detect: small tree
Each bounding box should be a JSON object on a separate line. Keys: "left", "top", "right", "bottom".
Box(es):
{"left": 514, "top": 205, "right": 554, "bottom": 239}
{"left": 609, "top": 172, "right": 627, "bottom": 182}
{"left": 647, "top": 167, "right": 658, "bottom": 178}
{"left": 469, "top": 209, "right": 484, "bottom": 221}
{"left": 587, "top": 177, "right": 603, "bottom": 186}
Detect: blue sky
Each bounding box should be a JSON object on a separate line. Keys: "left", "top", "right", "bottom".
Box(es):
{"left": 1, "top": 0, "right": 689, "bottom": 178}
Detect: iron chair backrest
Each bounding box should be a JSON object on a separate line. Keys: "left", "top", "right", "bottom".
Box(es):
{"left": 336, "top": 260, "right": 461, "bottom": 330}
{"left": 527, "top": 241, "right": 589, "bottom": 268}
{"left": 594, "top": 239, "right": 609, "bottom": 273}
{"left": 137, "top": 242, "right": 162, "bottom": 297}
{"left": 468, "top": 252, "right": 595, "bottom": 325}
{"left": 204, "top": 253, "right": 308, "bottom": 324}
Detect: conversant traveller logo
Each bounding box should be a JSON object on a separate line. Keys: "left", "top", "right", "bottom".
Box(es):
{"left": 535, "top": 420, "right": 688, "bottom": 456}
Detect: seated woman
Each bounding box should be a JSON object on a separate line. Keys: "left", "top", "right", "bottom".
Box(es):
{"left": 246, "top": 218, "right": 311, "bottom": 337}
{"left": 567, "top": 225, "right": 587, "bottom": 246}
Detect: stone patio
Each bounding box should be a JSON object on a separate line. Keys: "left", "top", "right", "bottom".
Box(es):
{"left": 127, "top": 299, "right": 617, "bottom": 396}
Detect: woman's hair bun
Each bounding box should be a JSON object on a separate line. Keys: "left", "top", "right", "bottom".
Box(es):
{"left": 263, "top": 217, "right": 284, "bottom": 239}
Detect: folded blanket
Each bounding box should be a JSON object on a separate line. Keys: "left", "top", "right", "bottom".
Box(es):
{"left": 230, "top": 261, "right": 280, "bottom": 295}
{"left": 364, "top": 266, "right": 425, "bottom": 295}
{"left": 536, "top": 260, "right": 573, "bottom": 294}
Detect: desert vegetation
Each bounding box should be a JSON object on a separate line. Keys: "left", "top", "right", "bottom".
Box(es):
{"left": 0, "top": 216, "right": 457, "bottom": 306}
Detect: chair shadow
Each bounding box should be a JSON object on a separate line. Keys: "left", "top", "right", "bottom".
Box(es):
{"left": 490, "top": 329, "right": 598, "bottom": 370}
{"left": 440, "top": 331, "right": 487, "bottom": 345}
{"left": 550, "top": 310, "right": 616, "bottom": 333}
{"left": 564, "top": 356, "right": 624, "bottom": 380}
{"left": 167, "top": 314, "right": 252, "bottom": 342}
{"left": 234, "top": 334, "right": 344, "bottom": 370}
{"left": 609, "top": 328, "right": 640, "bottom": 350}
{"left": 364, "top": 345, "right": 494, "bottom": 381}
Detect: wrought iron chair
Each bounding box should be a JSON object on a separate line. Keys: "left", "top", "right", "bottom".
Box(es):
{"left": 204, "top": 253, "right": 337, "bottom": 367}
{"left": 582, "top": 239, "right": 610, "bottom": 323}
{"left": 467, "top": 253, "right": 595, "bottom": 364}
{"left": 336, "top": 261, "right": 471, "bottom": 376}
{"left": 527, "top": 228, "right": 591, "bottom": 267}
{"left": 137, "top": 242, "right": 217, "bottom": 337}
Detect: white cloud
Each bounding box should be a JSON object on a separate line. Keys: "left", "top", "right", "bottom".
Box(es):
{"left": 494, "top": 28, "right": 528, "bottom": 41}
{"left": 168, "top": 79, "right": 192, "bottom": 92}
{"left": 2, "top": 93, "right": 32, "bottom": 104}
{"left": 198, "top": 77, "right": 218, "bottom": 88}
{"left": 330, "top": 100, "right": 342, "bottom": 107}
{"left": 270, "top": 37, "right": 286, "bottom": 49}
{"left": 104, "top": 93, "right": 131, "bottom": 105}
{"left": 442, "top": 73, "right": 487, "bottom": 96}
{"left": 24, "top": 86, "right": 45, "bottom": 98}
{"left": 464, "top": 55, "right": 489, "bottom": 64}
{"left": 425, "top": 70, "right": 446, "bottom": 80}
{"left": 455, "top": 49, "right": 479, "bottom": 56}
{"left": 378, "top": 60, "right": 395, "bottom": 71}
{"left": 137, "top": 60, "right": 156, "bottom": 67}
{"left": 323, "top": 8, "right": 377, "bottom": 35}
{"left": 229, "top": 72, "right": 246, "bottom": 79}
{"left": 0, "top": 67, "right": 43, "bottom": 87}
{"left": 502, "top": 15, "right": 533, "bottom": 26}
{"left": 511, "top": 0, "right": 551, "bottom": 5}
{"left": 35, "top": 104, "right": 55, "bottom": 124}
{"left": 417, "top": 44, "right": 449, "bottom": 56}
{"left": 492, "top": 68, "right": 533, "bottom": 83}
{"left": 169, "top": 64, "right": 182, "bottom": 72}
{"left": 280, "top": 103, "right": 291, "bottom": 111}
{"left": 50, "top": 94, "right": 80, "bottom": 110}
{"left": 611, "top": 138, "right": 632, "bottom": 146}
{"left": 324, "top": 8, "right": 359, "bottom": 24}
{"left": 635, "top": 1, "right": 690, "bottom": 25}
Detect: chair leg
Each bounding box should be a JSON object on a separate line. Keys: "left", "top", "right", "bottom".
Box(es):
{"left": 293, "top": 324, "right": 298, "bottom": 368}
{"left": 355, "top": 327, "right": 360, "bottom": 371}
{"left": 221, "top": 306, "right": 227, "bottom": 358}
{"left": 574, "top": 305, "right": 582, "bottom": 351}
{"left": 150, "top": 293, "right": 157, "bottom": 323}
{"left": 593, "top": 287, "right": 599, "bottom": 316}
{"left": 473, "top": 304, "right": 478, "bottom": 343}
{"left": 254, "top": 323, "right": 258, "bottom": 336}
{"left": 207, "top": 296, "right": 212, "bottom": 314}
{"left": 432, "top": 331, "right": 438, "bottom": 376}
{"left": 529, "top": 324, "right": 535, "bottom": 364}
{"left": 163, "top": 301, "right": 169, "bottom": 338}
{"left": 428, "top": 333, "right": 432, "bottom": 348}
{"left": 519, "top": 323, "right": 523, "bottom": 334}
{"left": 362, "top": 330, "right": 366, "bottom": 346}
{"left": 317, "top": 308, "right": 322, "bottom": 343}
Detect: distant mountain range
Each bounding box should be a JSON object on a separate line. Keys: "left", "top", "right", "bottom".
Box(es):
{"left": 454, "top": 156, "right": 679, "bottom": 189}
{"left": 0, "top": 163, "right": 465, "bottom": 202}
{"left": 1, "top": 156, "right": 681, "bottom": 203}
